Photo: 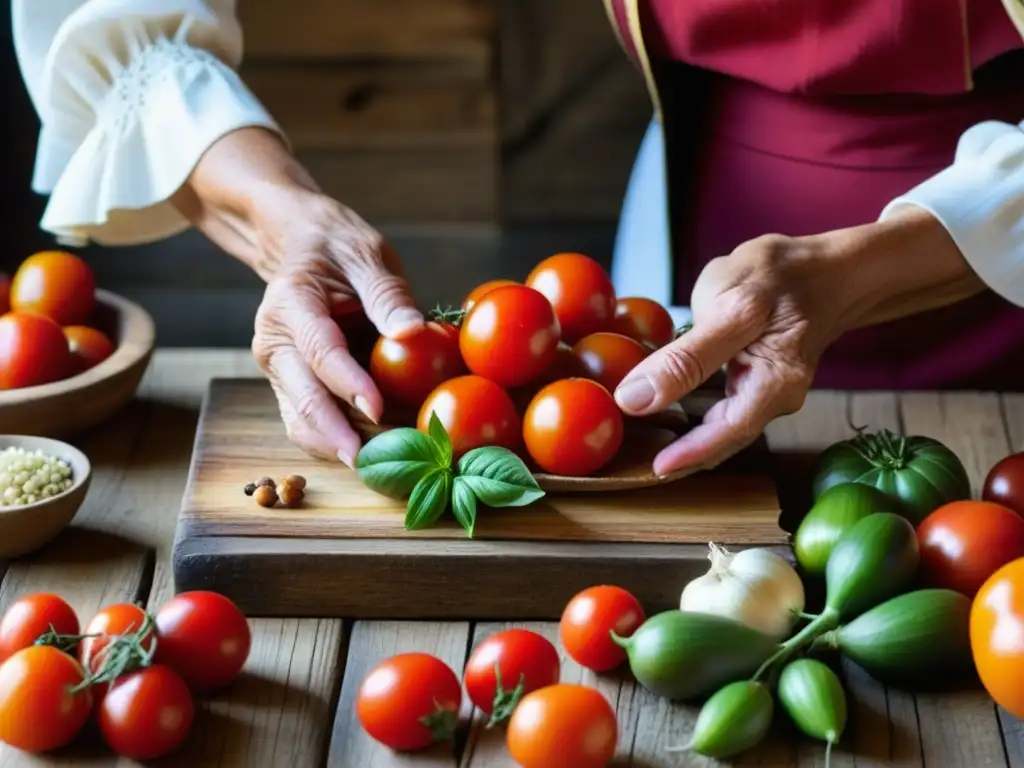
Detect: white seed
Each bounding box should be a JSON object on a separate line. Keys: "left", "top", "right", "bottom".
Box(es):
{"left": 0, "top": 447, "right": 75, "bottom": 507}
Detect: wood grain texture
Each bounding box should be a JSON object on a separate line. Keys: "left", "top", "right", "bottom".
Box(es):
{"left": 173, "top": 378, "right": 783, "bottom": 618}
{"left": 0, "top": 290, "right": 155, "bottom": 439}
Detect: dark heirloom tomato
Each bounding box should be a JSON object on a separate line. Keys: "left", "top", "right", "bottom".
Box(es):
{"left": 984, "top": 453, "right": 1024, "bottom": 516}
{"left": 0, "top": 274, "right": 9, "bottom": 315}
{"left": 525, "top": 253, "right": 616, "bottom": 344}
{"left": 523, "top": 378, "right": 624, "bottom": 476}
{"left": 571, "top": 332, "right": 648, "bottom": 393}
{"left": 460, "top": 285, "right": 560, "bottom": 388}
{"left": 462, "top": 279, "right": 518, "bottom": 313}
{"left": 0, "top": 312, "right": 70, "bottom": 390}
{"left": 64, "top": 325, "right": 116, "bottom": 375}
{"left": 610, "top": 297, "right": 675, "bottom": 350}
{"left": 917, "top": 500, "right": 1024, "bottom": 597}
{"left": 10, "top": 250, "right": 95, "bottom": 326}
{"left": 370, "top": 322, "right": 465, "bottom": 407}
{"left": 417, "top": 375, "right": 521, "bottom": 457}
{"left": 810, "top": 429, "right": 970, "bottom": 524}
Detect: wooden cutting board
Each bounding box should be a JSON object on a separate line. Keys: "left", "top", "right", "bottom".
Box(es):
{"left": 173, "top": 379, "right": 787, "bottom": 619}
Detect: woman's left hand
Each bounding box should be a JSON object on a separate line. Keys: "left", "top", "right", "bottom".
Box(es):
{"left": 613, "top": 208, "right": 983, "bottom": 476}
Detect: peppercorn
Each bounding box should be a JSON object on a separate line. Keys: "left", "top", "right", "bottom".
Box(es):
{"left": 253, "top": 484, "right": 278, "bottom": 508}
{"left": 277, "top": 479, "right": 305, "bottom": 508}
{"left": 284, "top": 474, "right": 307, "bottom": 491}
{"left": 243, "top": 482, "right": 257, "bottom": 496}
{"left": 255, "top": 476, "right": 275, "bottom": 488}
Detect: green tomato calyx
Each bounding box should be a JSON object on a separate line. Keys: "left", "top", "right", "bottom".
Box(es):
{"left": 849, "top": 428, "right": 910, "bottom": 471}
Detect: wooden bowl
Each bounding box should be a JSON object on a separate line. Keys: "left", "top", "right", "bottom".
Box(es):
{"left": 0, "top": 290, "right": 156, "bottom": 438}
{"left": 0, "top": 435, "right": 92, "bottom": 559}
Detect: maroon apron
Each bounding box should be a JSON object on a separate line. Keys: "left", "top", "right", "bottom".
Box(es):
{"left": 608, "top": 0, "right": 1024, "bottom": 390}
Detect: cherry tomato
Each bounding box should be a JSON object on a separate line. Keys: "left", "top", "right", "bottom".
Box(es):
{"left": 523, "top": 379, "right": 624, "bottom": 476}
{"left": 79, "top": 603, "right": 155, "bottom": 676}
{"left": 506, "top": 684, "right": 618, "bottom": 768}
{"left": 571, "top": 332, "right": 648, "bottom": 393}
{"left": 525, "top": 253, "right": 616, "bottom": 344}
{"left": 916, "top": 501, "right": 1024, "bottom": 597}
{"left": 610, "top": 297, "right": 675, "bottom": 350}
{"left": 460, "top": 285, "right": 560, "bottom": 388}
{"left": 64, "top": 325, "right": 116, "bottom": 376}
{"left": 0, "top": 274, "right": 9, "bottom": 315}
{"left": 0, "top": 312, "right": 71, "bottom": 390}
{"left": 356, "top": 652, "right": 462, "bottom": 751}
{"left": 464, "top": 629, "right": 560, "bottom": 722}
{"left": 0, "top": 645, "right": 92, "bottom": 753}
{"left": 971, "top": 557, "right": 1024, "bottom": 718}
{"left": 560, "top": 586, "right": 646, "bottom": 672}
{"left": 984, "top": 452, "right": 1024, "bottom": 516}
{"left": 10, "top": 250, "right": 95, "bottom": 326}
{"left": 462, "top": 279, "right": 518, "bottom": 313}
{"left": 417, "top": 375, "right": 521, "bottom": 458}
{"left": 0, "top": 593, "right": 79, "bottom": 664}
{"left": 154, "top": 591, "right": 251, "bottom": 692}
{"left": 369, "top": 322, "right": 466, "bottom": 408}
{"left": 97, "top": 665, "right": 194, "bottom": 759}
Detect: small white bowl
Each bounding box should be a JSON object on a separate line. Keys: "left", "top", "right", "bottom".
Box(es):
{"left": 0, "top": 436, "right": 92, "bottom": 559}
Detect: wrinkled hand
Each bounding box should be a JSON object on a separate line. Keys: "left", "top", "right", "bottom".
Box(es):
{"left": 249, "top": 191, "right": 423, "bottom": 466}
{"left": 613, "top": 234, "right": 856, "bottom": 476}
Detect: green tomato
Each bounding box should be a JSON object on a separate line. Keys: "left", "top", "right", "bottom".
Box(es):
{"left": 810, "top": 428, "right": 970, "bottom": 525}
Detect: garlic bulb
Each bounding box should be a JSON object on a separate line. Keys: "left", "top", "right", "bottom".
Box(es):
{"left": 679, "top": 543, "right": 805, "bottom": 639}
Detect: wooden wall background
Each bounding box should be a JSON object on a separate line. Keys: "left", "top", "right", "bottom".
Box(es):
{"left": 1, "top": 0, "right": 651, "bottom": 346}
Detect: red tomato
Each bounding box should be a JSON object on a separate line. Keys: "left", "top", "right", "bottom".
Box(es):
{"left": 463, "top": 629, "right": 560, "bottom": 723}
{"left": 417, "top": 375, "right": 521, "bottom": 458}
{"left": 460, "top": 285, "right": 560, "bottom": 388}
{"left": 984, "top": 453, "right": 1024, "bottom": 516}
{"left": 571, "top": 332, "right": 649, "bottom": 393}
{"left": 523, "top": 379, "right": 624, "bottom": 476}
{"left": 916, "top": 501, "right": 1024, "bottom": 597}
{"left": 154, "top": 591, "right": 251, "bottom": 692}
{"left": 64, "top": 325, "right": 116, "bottom": 376}
{"left": 0, "top": 312, "right": 71, "bottom": 390}
{"left": 10, "top": 251, "right": 95, "bottom": 326}
{"left": 369, "top": 322, "right": 465, "bottom": 408}
{"left": 356, "top": 652, "right": 462, "bottom": 751}
{"left": 98, "top": 665, "right": 194, "bottom": 759}
{"left": 79, "top": 603, "right": 155, "bottom": 676}
{"left": 610, "top": 297, "right": 675, "bottom": 350}
{"left": 525, "top": 253, "right": 616, "bottom": 344}
{"left": 0, "top": 274, "right": 9, "bottom": 315}
{"left": 560, "top": 586, "right": 646, "bottom": 672}
{"left": 506, "top": 684, "right": 618, "bottom": 768}
{"left": 0, "top": 645, "right": 92, "bottom": 753}
{"left": 0, "top": 593, "right": 79, "bottom": 664}
{"left": 971, "top": 557, "right": 1024, "bottom": 718}
{"left": 462, "top": 279, "right": 518, "bottom": 313}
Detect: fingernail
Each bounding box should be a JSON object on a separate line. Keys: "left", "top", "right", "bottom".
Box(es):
{"left": 616, "top": 377, "right": 656, "bottom": 412}
{"left": 388, "top": 308, "right": 424, "bottom": 337}
{"left": 353, "top": 395, "right": 379, "bottom": 424}
{"left": 337, "top": 450, "right": 355, "bottom": 469}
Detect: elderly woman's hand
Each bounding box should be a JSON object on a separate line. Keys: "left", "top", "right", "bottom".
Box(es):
{"left": 613, "top": 207, "right": 984, "bottom": 476}
{"left": 173, "top": 128, "right": 424, "bottom": 465}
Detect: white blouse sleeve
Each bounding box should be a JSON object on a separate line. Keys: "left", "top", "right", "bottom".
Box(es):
{"left": 880, "top": 120, "right": 1024, "bottom": 308}
{"left": 13, "top": 0, "right": 285, "bottom": 247}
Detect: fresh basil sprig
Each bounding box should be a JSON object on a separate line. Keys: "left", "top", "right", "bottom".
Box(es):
{"left": 355, "top": 412, "right": 544, "bottom": 536}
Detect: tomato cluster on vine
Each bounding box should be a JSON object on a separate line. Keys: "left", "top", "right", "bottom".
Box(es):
{"left": 0, "top": 590, "right": 251, "bottom": 759}
{"left": 368, "top": 253, "right": 678, "bottom": 477}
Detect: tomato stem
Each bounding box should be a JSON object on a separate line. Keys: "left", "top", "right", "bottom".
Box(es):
{"left": 428, "top": 304, "right": 467, "bottom": 328}
{"left": 70, "top": 611, "right": 159, "bottom": 693}
{"left": 485, "top": 664, "right": 526, "bottom": 728}
{"left": 418, "top": 700, "right": 458, "bottom": 743}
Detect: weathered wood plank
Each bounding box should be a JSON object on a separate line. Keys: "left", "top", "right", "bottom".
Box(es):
{"left": 328, "top": 621, "right": 472, "bottom": 767}
{"left": 460, "top": 621, "right": 638, "bottom": 766}
{"left": 238, "top": 0, "right": 495, "bottom": 65}
{"left": 900, "top": 392, "right": 1009, "bottom": 768}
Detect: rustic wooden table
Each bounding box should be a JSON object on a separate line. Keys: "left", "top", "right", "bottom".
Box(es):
{"left": 2, "top": 348, "right": 1021, "bottom": 767}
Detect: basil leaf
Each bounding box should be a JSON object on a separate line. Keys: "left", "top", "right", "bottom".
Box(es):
{"left": 356, "top": 428, "right": 441, "bottom": 499}
{"left": 405, "top": 468, "right": 453, "bottom": 530}
{"left": 457, "top": 447, "right": 545, "bottom": 508}
{"left": 428, "top": 411, "right": 453, "bottom": 468}
{"left": 451, "top": 477, "right": 478, "bottom": 537}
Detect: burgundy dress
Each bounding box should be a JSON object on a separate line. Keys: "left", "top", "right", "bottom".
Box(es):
{"left": 607, "top": 0, "right": 1024, "bottom": 390}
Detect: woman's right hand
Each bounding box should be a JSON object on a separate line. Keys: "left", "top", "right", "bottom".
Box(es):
{"left": 247, "top": 190, "right": 423, "bottom": 466}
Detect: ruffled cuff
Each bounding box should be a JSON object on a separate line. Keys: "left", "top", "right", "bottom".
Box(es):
{"left": 879, "top": 121, "right": 1024, "bottom": 308}
{"left": 37, "top": 38, "right": 284, "bottom": 247}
